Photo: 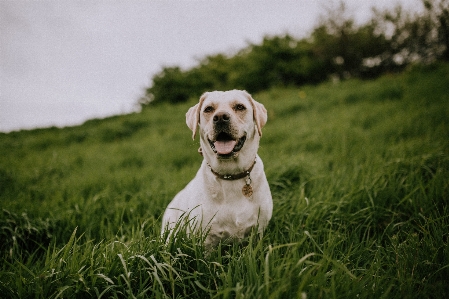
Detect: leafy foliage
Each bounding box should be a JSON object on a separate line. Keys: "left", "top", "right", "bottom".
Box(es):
{"left": 143, "top": 0, "right": 449, "bottom": 105}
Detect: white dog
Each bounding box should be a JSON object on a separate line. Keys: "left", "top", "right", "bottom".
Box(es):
{"left": 162, "top": 90, "right": 273, "bottom": 248}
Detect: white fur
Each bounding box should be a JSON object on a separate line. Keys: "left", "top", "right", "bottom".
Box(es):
{"left": 161, "top": 90, "right": 273, "bottom": 248}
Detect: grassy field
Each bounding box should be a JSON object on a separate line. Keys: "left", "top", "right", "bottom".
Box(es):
{"left": 1, "top": 63, "right": 448, "bottom": 298}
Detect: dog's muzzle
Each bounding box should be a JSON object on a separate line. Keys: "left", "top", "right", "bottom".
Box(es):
{"left": 207, "top": 111, "right": 246, "bottom": 158}
{"left": 208, "top": 132, "right": 246, "bottom": 158}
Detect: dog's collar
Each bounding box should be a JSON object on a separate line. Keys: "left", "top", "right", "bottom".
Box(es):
{"left": 207, "top": 158, "right": 257, "bottom": 181}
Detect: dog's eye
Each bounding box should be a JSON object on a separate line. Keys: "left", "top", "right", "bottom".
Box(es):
{"left": 234, "top": 104, "right": 246, "bottom": 111}
{"left": 204, "top": 106, "right": 214, "bottom": 113}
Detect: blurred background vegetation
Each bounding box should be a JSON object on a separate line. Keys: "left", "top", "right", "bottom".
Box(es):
{"left": 141, "top": 0, "right": 449, "bottom": 106}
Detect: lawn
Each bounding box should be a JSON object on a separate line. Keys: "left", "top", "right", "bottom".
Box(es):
{"left": 1, "top": 63, "right": 448, "bottom": 298}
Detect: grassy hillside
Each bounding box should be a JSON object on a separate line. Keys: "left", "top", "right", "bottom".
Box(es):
{"left": 1, "top": 63, "right": 448, "bottom": 298}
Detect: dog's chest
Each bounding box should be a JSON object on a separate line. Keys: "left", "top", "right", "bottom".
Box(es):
{"left": 205, "top": 196, "right": 260, "bottom": 241}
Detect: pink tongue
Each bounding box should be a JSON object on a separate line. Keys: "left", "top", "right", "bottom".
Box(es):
{"left": 214, "top": 140, "right": 237, "bottom": 155}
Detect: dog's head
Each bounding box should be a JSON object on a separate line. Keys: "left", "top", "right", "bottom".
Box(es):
{"left": 186, "top": 90, "right": 267, "bottom": 166}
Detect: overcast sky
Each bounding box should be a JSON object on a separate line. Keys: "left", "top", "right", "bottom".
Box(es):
{"left": 0, "top": 0, "right": 422, "bottom": 132}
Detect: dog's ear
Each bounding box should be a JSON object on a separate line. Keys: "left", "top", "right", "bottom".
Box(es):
{"left": 186, "top": 104, "right": 199, "bottom": 139}
{"left": 244, "top": 91, "right": 267, "bottom": 137}
{"left": 186, "top": 92, "right": 208, "bottom": 139}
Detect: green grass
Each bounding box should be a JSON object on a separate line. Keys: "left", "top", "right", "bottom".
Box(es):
{"left": 1, "top": 63, "right": 448, "bottom": 298}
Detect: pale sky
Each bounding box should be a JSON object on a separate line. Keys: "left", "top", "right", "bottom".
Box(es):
{"left": 0, "top": 0, "right": 422, "bottom": 132}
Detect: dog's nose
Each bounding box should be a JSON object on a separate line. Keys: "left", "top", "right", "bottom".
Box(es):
{"left": 213, "top": 112, "right": 231, "bottom": 124}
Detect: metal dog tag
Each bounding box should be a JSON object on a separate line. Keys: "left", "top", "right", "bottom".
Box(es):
{"left": 242, "top": 184, "right": 253, "bottom": 198}
{"left": 242, "top": 176, "right": 253, "bottom": 198}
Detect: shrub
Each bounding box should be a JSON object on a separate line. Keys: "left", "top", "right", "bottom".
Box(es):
{"left": 142, "top": 0, "right": 449, "bottom": 106}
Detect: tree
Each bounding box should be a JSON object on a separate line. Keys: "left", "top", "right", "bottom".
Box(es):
{"left": 146, "top": 67, "right": 194, "bottom": 104}
{"left": 141, "top": 0, "right": 449, "bottom": 106}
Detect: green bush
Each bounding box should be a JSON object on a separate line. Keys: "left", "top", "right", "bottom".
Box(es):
{"left": 144, "top": 0, "right": 449, "bottom": 105}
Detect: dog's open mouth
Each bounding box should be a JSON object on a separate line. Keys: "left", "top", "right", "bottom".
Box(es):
{"left": 208, "top": 132, "right": 246, "bottom": 157}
